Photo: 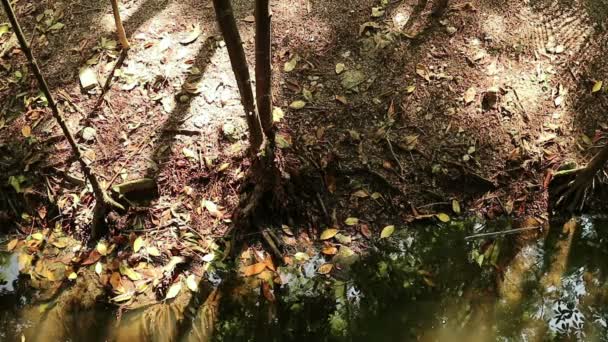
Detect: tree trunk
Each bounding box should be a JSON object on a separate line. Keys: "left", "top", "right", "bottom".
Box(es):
{"left": 1, "top": 0, "right": 120, "bottom": 239}
{"left": 255, "top": 0, "right": 273, "bottom": 139}
{"left": 212, "top": 0, "right": 264, "bottom": 152}
{"left": 110, "top": 0, "right": 130, "bottom": 50}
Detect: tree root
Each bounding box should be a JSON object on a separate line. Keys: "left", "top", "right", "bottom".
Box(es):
{"left": 552, "top": 167, "right": 595, "bottom": 212}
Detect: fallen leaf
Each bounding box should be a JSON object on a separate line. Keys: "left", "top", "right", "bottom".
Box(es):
{"left": 21, "top": 125, "right": 31, "bottom": 137}
{"left": 452, "top": 199, "right": 461, "bottom": 215}
{"left": 464, "top": 87, "right": 476, "bottom": 104}
{"left": 165, "top": 282, "right": 182, "bottom": 300}
{"left": 95, "top": 262, "right": 103, "bottom": 275}
{"left": 416, "top": 63, "right": 431, "bottom": 81}
{"left": 262, "top": 282, "right": 275, "bottom": 302}
{"left": 320, "top": 228, "right": 339, "bottom": 240}
{"left": 289, "top": 100, "right": 306, "bottom": 109}
{"left": 360, "top": 224, "right": 372, "bottom": 239}
{"left": 31, "top": 232, "right": 44, "bottom": 241}
{"left": 79, "top": 67, "right": 98, "bottom": 91}
{"left": 182, "top": 147, "right": 198, "bottom": 160}
{"left": 344, "top": 217, "right": 359, "bottom": 226}
{"left": 436, "top": 213, "right": 450, "bottom": 222}
{"left": 7, "top": 239, "right": 19, "bottom": 251}
{"left": 242, "top": 262, "right": 266, "bottom": 276}
{"left": 203, "top": 200, "right": 223, "bottom": 218}
{"left": 68, "top": 272, "right": 77, "bottom": 280}
{"left": 294, "top": 252, "right": 310, "bottom": 261}
{"left": 322, "top": 246, "right": 338, "bottom": 255}
{"left": 119, "top": 264, "right": 141, "bottom": 281}
{"left": 371, "top": 7, "right": 385, "bottom": 17}
{"left": 318, "top": 263, "right": 333, "bottom": 274}
{"left": 335, "top": 63, "right": 346, "bottom": 74}
{"left": 406, "top": 85, "right": 416, "bottom": 94}
{"left": 179, "top": 24, "right": 201, "bottom": 45}
{"left": 133, "top": 236, "right": 144, "bottom": 253}
{"left": 186, "top": 274, "right": 198, "bottom": 292}
{"left": 352, "top": 190, "right": 369, "bottom": 198}
{"left": 592, "top": 80, "right": 603, "bottom": 93}
{"left": 284, "top": 56, "right": 298, "bottom": 72}
{"left": 380, "top": 225, "right": 395, "bottom": 238}
{"left": 111, "top": 292, "right": 133, "bottom": 302}
{"left": 146, "top": 246, "right": 161, "bottom": 257}
{"left": 96, "top": 241, "right": 108, "bottom": 256}
{"left": 243, "top": 15, "right": 255, "bottom": 23}
{"left": 81, "top": 250, "right": 102, "bottom": 266}
{"left": 272, "top": 107, "right": 284, "bottom": 122}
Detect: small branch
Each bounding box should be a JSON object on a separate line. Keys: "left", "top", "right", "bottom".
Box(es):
{"left": 464, "top": 226, "right": 541, "bottom": 241}
{"left": 92, "top": 49, "right": 128, "bottom": 114}
{"left": 109, "top": 0, "right": 130, "bottom": 50}
{"left": 386, "top": 136, "right": 405, "bottom": 176}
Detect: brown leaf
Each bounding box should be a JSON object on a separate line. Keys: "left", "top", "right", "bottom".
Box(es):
{"left": 7, "top": 239, "right": 19, "bottom": 252}
{"left": 242, "top": 262, "right": 267, "bottom": 276}
{"left": 81, "top": 250, "right": 102, "bottom": 266}
{"left": 360, "top": 224, "right": 372, "bottom": 239}
{"left": 262, "top": 282, "right": 275, "bottom": 302}
{"left": 317, "top": 263, "right": 333, "bottom": 274}
{"left": 464, "top": 87, "right": 476, "bottom": 104}
{"left": 322, "top": 246, "right": 338, "bottom": 255}
{"left": 263, "top": 255, "right": 276, "bottom": 272}
{"left": 109, "top": 272, "right": 123, "bottom": 292}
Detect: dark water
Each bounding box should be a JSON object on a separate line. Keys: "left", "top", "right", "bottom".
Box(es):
{"left": 1, "top": 215, "right": 608, "bottom": 341}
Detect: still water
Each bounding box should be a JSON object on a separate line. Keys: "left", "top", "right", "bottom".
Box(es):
{"left": 1, "top": 215, "right": 607, "bottom": 341}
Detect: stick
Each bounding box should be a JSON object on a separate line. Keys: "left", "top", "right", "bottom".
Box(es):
{"left": 1, "top": 0, "right": 118, "bottom": 239}
{"left": 464, "top": 226, "right": 541, "bottom": 241}
{"left": 109, "top": 0, "right": 130, "bottom": 50}
{"left": 92, "top": 48, "right": 128, "bottom": 113}
{"left": 255, "top": 0, "right": 273, "bottom": 138}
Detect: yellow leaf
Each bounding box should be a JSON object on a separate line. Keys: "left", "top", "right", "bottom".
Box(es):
{"left": 186, "top": 274, "right": 198, "bottom": 292}
{"left": 165, "top": 282, "right": 182, "bottom": 300}
{"left": 68, "top": 272, "right": 77, "bottom": 280}
{"left": 406, "top": 85, "right": 416, "bottom": 94}
{"left": 203, "top": 200, "right": 223, "bottom": 218}
{"left": 119, "top": 264, "right": 141, "bottom": 281}
{"left": 317, "top": 263, "right": 333, "bottom": 274}
{"left": 370, "top": 192, "right": 382, "bottom": 200}
{"left": 21, "top": 125, "right": 31, "bottom": 137}
{"left": 322, "top": 246, "right": 338, "bottom": 255}
{"left": 593, "top": 80, "right": 603, "bottom": 93}
{"left": 436, "top": 213, "right": 450, "bottom": 222}
{"left": 133, "top": 236, "right": 144, "bottom": 253}
{"left": 96, "top": 241, "right": 108, "bottom": 256}
{"left": 242, "top": 262, "right": 267, "bottom": 276}
{"left": 284, "top": 56, "right": 298, "bottom": 72}
{"left": 344, "top": 217, "right": 359, "bottom": 226}
{"left": 380, "top": 225, "right": 395, "bottom": 239}
{"left": 217, "top": 163, "right": 230, "bottom": 172}
{"left": 289, "top": 100, "right": 306, "bottom": 110}
{"left": 272, "top": 107, "right": 284, "bottom": 123}
{"left": 320, "top": 228, "right": 339, "bottom": 240}
{"left": 452, "top": 199, "right": 461, "bottom": 215}
{"left": 31, "top": 232, "right": 44, "bottom": 241}
{"left": 182, "top": 147, "right": 198, "bottom": 160}
{"left": 7, "top": 239, "right": 18, "bottom": 251}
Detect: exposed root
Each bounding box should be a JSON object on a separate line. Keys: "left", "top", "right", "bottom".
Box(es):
{"left": 552, "top": 167, "right": 595, "bottom": 212}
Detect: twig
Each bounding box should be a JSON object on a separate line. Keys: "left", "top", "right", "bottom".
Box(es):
{"left": 91, "top": 49, "right": 128, "bottom": 114}
{"left": 106, "top": 135, "right": 152, "bottom": 190}
{"left": 510, "top": 87, "right": 529, "bottom": 122}
{"left": 386, "top": 136, "right": 405, "bottom": 176}
{"left": 464, "top": 226, "right": 541, "bottom": 241}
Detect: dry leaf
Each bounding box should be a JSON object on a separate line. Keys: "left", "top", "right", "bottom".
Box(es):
{"left": 344, "top": 217, "right": 359, "bottom": 226}
{"left": 242, "top": 262, "right": 266, "bottom": 276}
{"left": 96, "top": 241, "right": 108, "bottom": 256}
{"left": 21, "top": 125, "right": 31, "bottom": 137}
{"left": 592, "top": 80, "right": 603, "bottom": 93}
{"left": 322, "top": 246, "right": 338, "bottom": 255}
{"left": 416, "top": 63, "right": 431, "bottom": 81}
{"left": 262, "top": 282, "right": 275, "bottom": 302}
{"left": 289, "top": 100, "right": 306, "bottom": 109}
{"left": 360, "top": 224, "right": 372, "bottom": 239}
{"left": 317, "top": 263, "right": 334, "bottom": 274}
{"left": 464, "top": 87, "right": 476, "bottom": 104}
{"left": 133, "top": 236, "right": 144, "bottom": 253}
{"left": 7, "top": 239, "right": 18, "bottom": 252}
{"left": 186, "top": 274, "right": 198, "bottom": 292}
{"left": 452, "top": 199, "right": 461, "bottom": 215}
{"left": 165, "top": 282, "right": 182, "bottom": 300}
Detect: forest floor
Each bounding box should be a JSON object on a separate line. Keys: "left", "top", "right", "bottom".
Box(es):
{"left": 2, "top": 0, "right": 608, "bottom": 318}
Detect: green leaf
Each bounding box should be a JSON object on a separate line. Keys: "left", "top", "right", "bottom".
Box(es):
{"left": 380, "top": 225, "right": 395, "bottom": 238}
{"left": 48, "top": 22, "right": 64, "bottom": 31}
{"left": 344, "top": 217, "right": 359, "bottom": 226}
{"left": 0, "top": 24, "right": 9, "bottom": 36}
{"left": 119, "top": 264, "right": 141, "bottom": 281}
{"left": 294, "top": 252, "right": 309, "bottom": 261}
{"left": 592, "top": 80, "right": 603, "bottom": 93}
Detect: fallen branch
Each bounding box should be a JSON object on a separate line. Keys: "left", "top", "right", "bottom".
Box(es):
{"left": 1, "top": 0, "right": 121, "bottom": 239}
{"left": 464, "top": 226, "right": 541, "bottom": 241}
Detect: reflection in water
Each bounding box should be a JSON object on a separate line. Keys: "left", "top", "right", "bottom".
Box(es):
{"left": 1, "top": 215, "right": 608, "bottom": 341}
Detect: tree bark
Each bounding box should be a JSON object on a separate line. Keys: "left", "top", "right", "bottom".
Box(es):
{"left": 110, "top": 0, "right": 130, "bottom": 50}
{"left": 1, "top": 0, "right": 119, "bottom": 239}
{"left": 255, "top": 0, "right": 273, "bottom": 139}
{"left": 212, "top": 0, "right": 264, "bottom": 152}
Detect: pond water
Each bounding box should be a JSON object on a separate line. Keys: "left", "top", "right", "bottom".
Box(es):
{"left": 1, "top": 215, "right": 607, "bottom": 341}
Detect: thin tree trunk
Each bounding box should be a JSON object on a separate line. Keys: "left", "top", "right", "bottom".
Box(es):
{"left": 110, "top": 0, "right": 130, "bottom": 50}
{"left": 255, "top": 0, "right": 273, "bottom": 139}
{"left": 1, "top": 0, "right": 119, "bottom": 239}
{"left": 212, "top": 0, "right": 264, "bottom": 152}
